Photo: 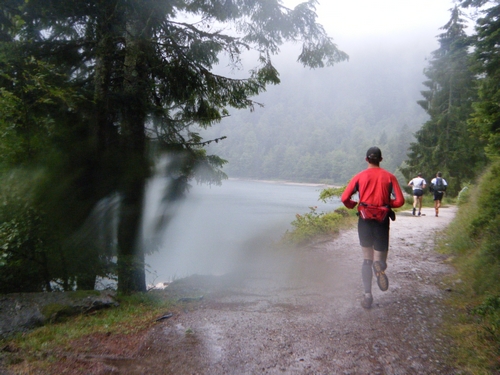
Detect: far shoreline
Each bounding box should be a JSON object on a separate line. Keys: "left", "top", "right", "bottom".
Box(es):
{"left": 227, "top": 177, "right": 341, "bottom": 188}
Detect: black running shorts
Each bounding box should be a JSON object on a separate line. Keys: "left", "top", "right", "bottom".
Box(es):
{"left": 413, "top": 189, "right": 424, "bottom": 197}
{"left": 358, "top": 217, "right": 390, "bottom": 252}
{"left": 433, "top": 192, "right": 444, "bottom": 201}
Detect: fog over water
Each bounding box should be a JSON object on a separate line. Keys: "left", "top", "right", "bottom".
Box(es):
{"left": 143, "top": 179, "right": 340, "bottom": 284}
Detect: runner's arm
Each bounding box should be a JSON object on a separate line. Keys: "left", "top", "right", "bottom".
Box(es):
{"left": 390, "top": 176, "right": 405, "bottom": 208}
{"left": 341, "top": 178, "right": 359, "bottom": 209}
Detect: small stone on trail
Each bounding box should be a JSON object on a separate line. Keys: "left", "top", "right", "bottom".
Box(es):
{"left": 155, "top": 313, "right": 173, "bottom": 322}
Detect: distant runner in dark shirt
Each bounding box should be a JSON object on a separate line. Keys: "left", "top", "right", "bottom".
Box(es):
{"left": 341, "top": 147, "right": 405, "bottom": 309}
{"left": 430, "top": 171, "right": 448, "bottom": 217}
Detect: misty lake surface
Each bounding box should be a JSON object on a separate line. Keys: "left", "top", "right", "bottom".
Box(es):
{"left": 144, "top": 179, "right": 341, "bottom": 284}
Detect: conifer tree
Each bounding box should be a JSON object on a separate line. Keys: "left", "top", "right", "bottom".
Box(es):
{"left": 466, "top": 2, "right": 500, "bottom": 158}
{"left": 0, "top": 0, "right": 347, "bottom": 293}
{"left": 402, "top": 7, "right": 486, "bottom": 195}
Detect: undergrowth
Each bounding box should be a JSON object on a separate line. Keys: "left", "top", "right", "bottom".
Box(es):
{"left": 438, "top": 160, "right": 500, "bottom": 374}
{"left": 281, "top": 206, "right": 355, "bottom": 244}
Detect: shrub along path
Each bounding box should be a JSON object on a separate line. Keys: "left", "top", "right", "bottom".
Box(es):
{"left": 3, "top": 205, "right": 459, "bottom": 374}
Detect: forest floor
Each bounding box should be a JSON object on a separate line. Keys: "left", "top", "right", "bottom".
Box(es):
{"left": 4, "top": 205, "right": 462, "bottom": 374}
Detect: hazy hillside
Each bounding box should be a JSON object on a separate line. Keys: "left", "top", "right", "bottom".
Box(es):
{"left": 203, "top": 34, "right": 435, "bottom": 184}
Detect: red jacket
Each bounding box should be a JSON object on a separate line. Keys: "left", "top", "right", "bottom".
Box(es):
{"left": 341, "top": 167, "right": 405, "bottom": 210}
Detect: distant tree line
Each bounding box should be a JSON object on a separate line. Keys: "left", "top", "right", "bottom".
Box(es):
{"left": 203, "top": 40, "right": 429, "bottom": 185}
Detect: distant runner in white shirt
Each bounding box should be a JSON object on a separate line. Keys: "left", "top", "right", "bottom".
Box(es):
{"left": 408, "top": 173, "right": 427, "bottom": 216}
{"left": 430, "top": 171, "right": 448, "bottom": 217}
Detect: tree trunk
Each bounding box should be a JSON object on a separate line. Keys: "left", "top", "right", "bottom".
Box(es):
{"left": 117, "top": 178, "right": 147, "bottom": 293}
{"left": 116, "top": 16, "right": 149, "bottom": 294}
{"left": 94, "top": 1, "right": 120, "bottom": 154}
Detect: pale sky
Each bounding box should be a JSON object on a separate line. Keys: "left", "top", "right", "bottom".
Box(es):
{"left": 284, "top": 0, "right": 459, "bottom": 40}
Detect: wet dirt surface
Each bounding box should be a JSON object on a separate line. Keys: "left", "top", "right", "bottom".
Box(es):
{"left": 4, "top": 206, "right": 460, "bottom": 374}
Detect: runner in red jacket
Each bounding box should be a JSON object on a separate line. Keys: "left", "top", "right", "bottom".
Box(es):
{"left": 341, "top": 146, "right": 405, "bottom": 309}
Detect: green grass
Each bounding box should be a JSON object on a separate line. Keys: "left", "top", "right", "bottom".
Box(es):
{"left": 0, "top": 292, "right": 174, "bottom": 371}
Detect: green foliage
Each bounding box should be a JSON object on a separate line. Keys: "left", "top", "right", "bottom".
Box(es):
{"left": 472, "top": 294, "right": 500, "bottom": 341}
{"left": 441, "top": 159, "right": 500, "bottom": 372}
{"left": 0, "top": 169, "right": 56, "bottom": 292}
{"left": 0, "top": 168, "right": 117, "bottom": 293}
{"left": 0, "top": 48, "right": 111, "bottom": 292}
{"left": 449, "top": 161, "right": 500, "bottom": 279}
{"left": 469, "top": 162, "right": 500, "bottom": 239}
{"left": 281, "top": 206, "right": 352, "bottom": 245}
{"left": 0, "top": 57, "right": 78, "bottom": 169}
{"left": 468, "top": 3, "right": 500, "bottom": 159}
{"left": 318, "top": 185, "right": 346, "bottom": 203}
{"left": 402, "top": 7, "right": 487, "bottom": 197}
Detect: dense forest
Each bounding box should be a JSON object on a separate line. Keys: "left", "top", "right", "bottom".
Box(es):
{"left": 0, "top": 0, "right": 499, "bottom": 298}
{"left": 203, "top": 38, "right": 431, "bottom": 184}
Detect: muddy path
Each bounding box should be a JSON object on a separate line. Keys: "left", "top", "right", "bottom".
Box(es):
{"left": 12, "top": 205, "right": 460, "bottom": 374}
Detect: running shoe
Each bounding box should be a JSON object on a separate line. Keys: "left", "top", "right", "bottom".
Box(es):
{"left": 373, "top": 261, "right": 389, "bottom": 291}
{"left": 412, "top": 208, "right": 416, "bottom": 216}
{"left": 361, "top": 293, "right": 373, "bottom": 309}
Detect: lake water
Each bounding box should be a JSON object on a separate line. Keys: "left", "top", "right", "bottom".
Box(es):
{"left": 144, "top": 179, "right": 341, "bottom": 284}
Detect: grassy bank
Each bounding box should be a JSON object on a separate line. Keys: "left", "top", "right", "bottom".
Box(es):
{"left": 437, "top": 160, "right": 500, "bottom": 374}
{"left": 280, "top": 205, "right": 357, "bottom": 245}
{"left": 0, "top": 292, "right": 173, "bottom": 373}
